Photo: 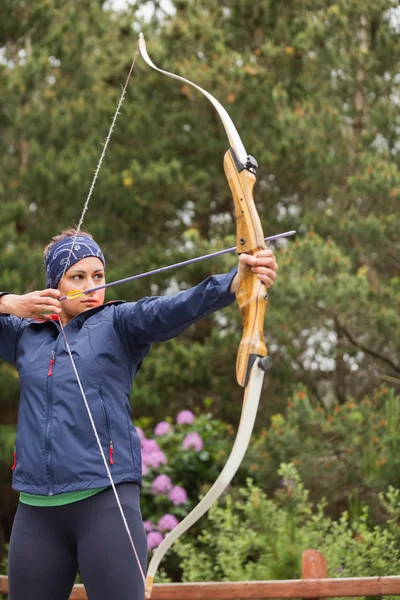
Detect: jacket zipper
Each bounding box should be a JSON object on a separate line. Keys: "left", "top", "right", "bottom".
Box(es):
{"left": 11, "top": 445, "right": 16, "bottom": 471}
{"left": 99, "top": 391, "right": 114, "bottom": 465}
{"left": 48, "top": 351, "right": 55, "bottom": 376}
{"left": 109, "top": 440, "right": 114, "bottom": 465}
{"left": 45, "top": 349, "right": 56, "bottom": 495}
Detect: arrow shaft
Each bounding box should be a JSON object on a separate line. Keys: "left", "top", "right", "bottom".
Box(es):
{"left": 60, "top": 230, "right": 295, "bottom": 301}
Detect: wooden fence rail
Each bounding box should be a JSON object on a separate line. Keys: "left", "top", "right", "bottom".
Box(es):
{"left": 1, "top": 550, "right": 400, "bottom": 599}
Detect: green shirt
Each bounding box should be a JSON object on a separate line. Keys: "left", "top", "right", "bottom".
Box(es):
{"left": 20, "top": 487, "right": 106, "bottom": 507}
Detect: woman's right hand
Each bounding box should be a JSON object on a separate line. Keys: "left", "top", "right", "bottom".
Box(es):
{"left": 0, "top": 290, "right": 61, "bottom": 320}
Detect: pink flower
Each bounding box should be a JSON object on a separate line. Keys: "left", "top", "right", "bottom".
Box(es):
{"left": 158, "top": 513, "right": 179, "bottom": 532}
{"left": 151, "top": 474, "right": 173, "bottom": 495}
{"left": 176, "top": 410, "right": 195, "bottom": 425}
{"left": 168, "top": 486, "right": 188, "bottom": 505}
{"left": 141, "top": 439, "right": 161, "bottom": 453}
{"left": 147, "top": 531, "right": 163, "bottom": 550}
{"left": 135, "top": 427, "right": 145, "bottom": 441}
{"left": 143, "top": 520, "right": 153, "bottom": 532}
{"left": 142, "top": 449, "right": 167, "bottom": 470}
{"left": 183, "top": 432, "right": 204, "bottom": 452}
{"left": 142, "top": 462, "right": 149, "bottom": 476}
{"left": 154, "top": 421, "right": 172, "bottom": 436}
{"left": 141, "top": 438, "right": 167, "bottom": 470}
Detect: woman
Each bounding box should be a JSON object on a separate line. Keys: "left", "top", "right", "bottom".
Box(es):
{"left": 0, "top": 228, "right": 278, "bottom": 600}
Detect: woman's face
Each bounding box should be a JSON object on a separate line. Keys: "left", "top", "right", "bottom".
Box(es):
{"left": 58, "top": 257, "right": 106, "bottom": 323}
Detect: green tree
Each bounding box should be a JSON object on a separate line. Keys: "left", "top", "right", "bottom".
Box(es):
{"left": 1, "top": 0, "right": 400, "bottom": 572}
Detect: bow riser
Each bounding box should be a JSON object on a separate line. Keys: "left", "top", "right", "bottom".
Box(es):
{"left": 223, "top": 150, "right": 266, "bottom": 254}
{"left": 236, "top": 269, "right": 268, "bottom": 387}
{"left": 223, "top": 149, "right": 268, "bottom": 387}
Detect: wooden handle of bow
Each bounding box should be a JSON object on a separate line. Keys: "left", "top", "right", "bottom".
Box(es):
{"left": 223, "top": 149, "right": 268, "bottom": 387}
{"left": 223, "top": 150, "right": 266, "bottom": 253}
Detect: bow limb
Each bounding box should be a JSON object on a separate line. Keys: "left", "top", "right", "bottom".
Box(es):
{"left": 138, "top": 33, "right": 247, "bottom": 164}
{"left": 139, "top": 34, "right": 271, "bottom": 597}
{"left": 145, "top": 362, "right": 264, "bottom": 596}
{"left": 139, "top": 33, "right": 269, "bottom": 388}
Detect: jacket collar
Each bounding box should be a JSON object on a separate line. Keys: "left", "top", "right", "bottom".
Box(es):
{"left": 30, "top": 300, "right": 126, "bottom": 328}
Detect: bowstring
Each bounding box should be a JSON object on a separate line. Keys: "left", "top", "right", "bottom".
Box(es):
{"left": 59, "top": 45, "right": 140, "bottom": 282}
{"left": 57, "top": 40, "right": 146, "bottom": 586}
{"left": 59, "top": 323, "right": 146, "bottom": 585}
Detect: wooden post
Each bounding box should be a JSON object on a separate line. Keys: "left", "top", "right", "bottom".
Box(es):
{"left": 302, "top": 550, "right": 328, "bottom": 600}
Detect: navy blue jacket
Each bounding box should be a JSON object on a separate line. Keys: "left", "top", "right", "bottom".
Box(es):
{"left": 0, "top": 271, "right": 236, "bottom": 496}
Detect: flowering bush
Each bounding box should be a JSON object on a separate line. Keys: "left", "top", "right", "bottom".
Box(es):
{"left": 176, "top": 410, "right": 196, "bottom": 425}
{"left": 154, "top": 421, "right": 172, "bottom": 436}
{"left": 151, "top": 474, "right": 173, "bottom": 495}
{"left": 182, "top": 432, "right": 204, "bottom": 451}
{"left": 136, "top": 407, "right": 232, "bottom": 552}
{"left": 168, "top": 485, "right": 188, "bottom": 505}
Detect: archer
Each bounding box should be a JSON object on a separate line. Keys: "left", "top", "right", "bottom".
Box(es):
{"left": 0, "top": 227, "right": 277, "bottom": 600}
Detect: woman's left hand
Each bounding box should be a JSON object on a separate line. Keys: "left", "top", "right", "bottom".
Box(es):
{"left": 230, "top": 248, "right": 278, "bottom": 294}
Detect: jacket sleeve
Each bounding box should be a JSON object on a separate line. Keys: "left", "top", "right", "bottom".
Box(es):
{"left": 0, "top": 293, "right": 25, "bottom": 366}
{"left": 114, "top": 269, "right": 237, "bottom": 348}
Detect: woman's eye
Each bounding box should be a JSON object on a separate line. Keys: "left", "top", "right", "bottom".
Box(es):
{"left": 95, "top": 274, "right": 104, "bottom": 280}
{"left": 72, "top": 275, "right": 83, "bottom": 280}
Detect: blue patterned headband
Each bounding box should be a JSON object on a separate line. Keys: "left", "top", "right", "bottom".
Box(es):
{"left": 45, "top": 236, "right": 105, "bottom": 289}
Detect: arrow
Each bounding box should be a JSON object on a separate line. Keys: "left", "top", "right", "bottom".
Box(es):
{"left": 60, "top": 230, "right": 295, "bottom": 301}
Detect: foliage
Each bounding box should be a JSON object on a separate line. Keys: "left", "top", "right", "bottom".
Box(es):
{"left": 1, "top": 545, "right": 7, "bottom": 575}
{"left": 0, "top": 428, "right": 15, "bottom": 475}
{"left": 244, "top": 385, "right": 400, "bottom": 519}
{"left": 174, "top": 463, "right": 400, "bottom": 585}
{"left": 0, "top": 0, "right": 399, "bottom": 421}
{"left": 1, "top": 0, "right": 400, "bottom": 579}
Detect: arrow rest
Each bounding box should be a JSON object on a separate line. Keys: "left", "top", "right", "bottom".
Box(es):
{"left": 245, "top": 154, "right": 258, "bottom": 173}
{"left": 259, "top": 355, "right": 272, "bottom": 372}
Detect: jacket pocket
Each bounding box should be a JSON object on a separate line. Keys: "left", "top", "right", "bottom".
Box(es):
{"left": 99, "top": 390, "right": 114, "bottom": 465}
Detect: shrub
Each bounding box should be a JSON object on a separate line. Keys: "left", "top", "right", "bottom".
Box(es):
{"left": 173, "top": 463, "right": 400, "bottom": 586}
{"left": 245, "top": 386, "right": 400, "bottom": 519}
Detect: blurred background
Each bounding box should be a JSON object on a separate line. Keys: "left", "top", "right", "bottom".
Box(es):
{"left": 1, "top": 0, "right": 400, "bottom": 586}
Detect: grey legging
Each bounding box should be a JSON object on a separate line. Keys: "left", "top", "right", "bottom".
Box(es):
{"left": 8, "top": 483, "right": 147, "bottom": 600}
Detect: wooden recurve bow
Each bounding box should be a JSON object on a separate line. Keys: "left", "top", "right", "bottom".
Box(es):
{"left": 138, "top": 33, "right": 271, "bottom": 598}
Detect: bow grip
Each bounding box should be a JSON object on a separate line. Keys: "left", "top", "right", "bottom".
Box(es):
{"left": 236, "top": 270, "right": 268, "bottom": 387}
{"left": 223, "top": 148, "right": 266, "bottom": 254}
{"left": 223, "top": 148, "right": 269, "bottom": 387}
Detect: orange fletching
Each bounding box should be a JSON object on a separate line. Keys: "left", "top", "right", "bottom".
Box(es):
{"left": 67, "top": 290, "right": 84, "bottom": 299}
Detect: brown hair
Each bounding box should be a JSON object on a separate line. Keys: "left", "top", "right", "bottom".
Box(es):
{"left": 43, "top": 228, "right": 93, "bottom": 261}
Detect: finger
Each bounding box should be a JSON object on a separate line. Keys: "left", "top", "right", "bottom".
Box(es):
{"left": 38, "top": 289, "right": 61, "bottom": 299}
{"left": 238, "top": 254, "right": 259, "bottom": 267}
{"left": 39, "top": 300, "right": 61, "bottom": 310}
{"left": 240, "top": 252, "right": 277, "bottom": 267}
{"left": 37, "top": 303, "right": 61, "bottom": 314}
{"left": 250, "top": 259, "right": 278, "bottom": 272}
{"left": 257, "top": 274, "right": 275, "bottom": 288}
{"left": 252, "top": 267, "right": 277, "bottom": 280}
{"left": 259, "top": 259, "right": 277, "bottom": 270}
{"left": 36, "top": 297, "right": 62, "bottom": 308}
{"left": 254, "top": 249, "right": 274, "bottom": 258}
